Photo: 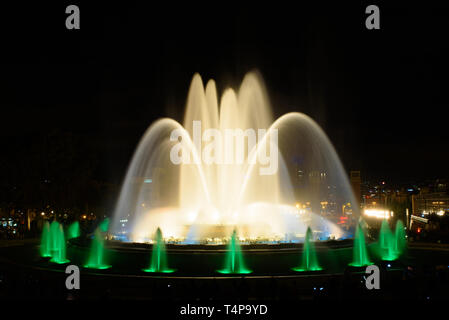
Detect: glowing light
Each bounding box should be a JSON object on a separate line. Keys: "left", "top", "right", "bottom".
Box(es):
{"left": 111, "top": 73, "right": 354, "bottom": 243}
{"left": 364, "top": 209, "right": 392, "bottom": 220}
{"left": 187, "top": 211, "right": 197, "bottom": 223}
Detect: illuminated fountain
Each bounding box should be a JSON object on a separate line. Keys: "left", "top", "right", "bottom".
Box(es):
{"left": 99, "top": 218, "right": 110, "bottom": 233}
{"left": 217, "top": 229, "right": 251, "bottom": 274}
{"left": 292, "top": 227, "right": 322, "bottom": 272}
{"left": 67, "top": 221, "right": 80, "bottom": 239}
{"left": 349, "top": 222, "right": 372, "bottom": 267}
{"left": 379, "top": 219, "right": 396, "bottom": 261}
{"left": 49, "top": 221, "right": 60, "bottom": 252}
{"left": 111, "top": 72, "right": 357, "bottom": 244}
{"left": 41, "top": 221, "right": 69, "bottom": 263}
{"left": 379, "top": 219, "right": 392, "bottom": 250}
{"left": 84, "top": 228, "right": 111, "bottom": 270}
{"left": 378, "top": 219, "right": 407, "bottom": 261}
{"left": 49, "top": 224, "right": 70, "bottom": 264}
{"left": 142, "top": 227, "right": 175, "bottom": 273}
{"left": 40, "top": 221, "right": 52, "bottom": 258}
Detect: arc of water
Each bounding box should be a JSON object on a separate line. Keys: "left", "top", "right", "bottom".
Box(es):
{"left": 237, "top": 112, "right": 299, "bottom": 203}
{"left": 173, "top": 120, "right": 211, "bottom": 202}
{"left": 113, "top": 118, "right": 212, "bottom": 233}
{"left": 238, "top": 112, "right": 357, "bottom": 214}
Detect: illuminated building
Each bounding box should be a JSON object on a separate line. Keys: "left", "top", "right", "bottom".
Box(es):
{"left": 412, "top": 192, "right": 449, "bottom": 216}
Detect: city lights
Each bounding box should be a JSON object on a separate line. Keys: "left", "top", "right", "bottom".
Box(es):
{"left": 364, "top": 208, "right": 393, "bottom": 219}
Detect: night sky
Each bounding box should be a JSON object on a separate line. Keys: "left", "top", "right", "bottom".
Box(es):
{"left": 1, "top": 2, "right": 448, "bottom": 192}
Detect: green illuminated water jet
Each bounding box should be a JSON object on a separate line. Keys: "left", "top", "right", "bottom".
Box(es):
{"left": 379, "top": 219, "right": 396, "bottom": 261}
{"left": 349, "top": 222, "right": 372, "bottom": 267}
{"left": 67, "top": 221, "right": 80, "bottom": 239}
{"left": 49, "top": 220, "right": 60, "bottom": 252}
{"left": 99, "top": 218, "right": 109, "bottom": 232}
{"left": 142, "top": 227, "right": 175, "bottom": 273}
{"left": 292, "top": 227, "right": 322, "bottom": 272}
{"left": 84, "top": 227, "right": 111, "bottom": 269}
{"left": 377, "top": 219, "right": 407, "bottom": 261}
{"left": 49, "top": 224, "right": 70, "bottom": 264}
{"left": 379, "top": 219, "right": 391, "bottom": 249}
{"left": 40, "top": 221, "right": 52, "bottom": 258}
{"left": 217, "top": 229, "right": 252, "bottom": 274}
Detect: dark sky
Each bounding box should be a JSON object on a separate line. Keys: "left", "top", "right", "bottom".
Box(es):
{"left": 1, "top": 2, "right": 448, "bottom": 186}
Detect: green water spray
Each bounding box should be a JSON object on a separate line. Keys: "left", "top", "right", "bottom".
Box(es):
{"left": 49, "top": 220, "right": 60, "bottom": 252}
{"left": 49, "top": 224, "right": 70, "bottom": 264}
{"left": 379, "top": 219, "right": 391, "bottom": 249}
{"left": 217, "top": 229, "right": 252, "bottom": 274}
{"left": 292, "top": 227, "right": 323, "bottom": 272}
{"left": 378, "top": 219, "right": 397, "bottom": 261}
{"left": 377, "top": 219, "right": 406, "bottom": 261}
{"left": 142, "top": 227, "right": 175, "bottom": 273}
{"left": 99, "top": 218, "right": 109, "bottom": 232}
{"left": 67, "top": 221, "right": 80, "bottom": 239}
{"left": 349, "top": 222, "right": 372, "bottom": 267}
{"left": 84, "top": 227, "right": 111, "bottom": 269}
{"left": 40, "top": 221, "right": 52, "bottom": 258}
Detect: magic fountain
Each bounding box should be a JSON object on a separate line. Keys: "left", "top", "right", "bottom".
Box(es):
{"left": 111, "top": 72, "right": 357, "bottom": 244}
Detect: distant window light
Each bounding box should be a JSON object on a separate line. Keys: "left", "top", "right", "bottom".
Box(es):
{"left": 144, "top": 179, "right": 152, "bottom": 183}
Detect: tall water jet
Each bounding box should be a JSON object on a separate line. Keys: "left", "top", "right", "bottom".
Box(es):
{"left": 394, "top": 220, "right": 407, "bottom": 256}
{"left": 99, "top": 218, "right": 110, "bottom": 233}
{"left": 349, "top": 222, "right": 372, "bottom": 267}
{"left": 84, "top": 228, "right": 111, "bottom": 270}
{"left": 292, "top": 227, "right": 322, "bottom": 272}
{"left": 217, "top": 229, "right": 251, "bottom": 274}
{"left": 142, "top": 227, "right": 175, "bottom": 273}
{"left": 49, "top": 220, "right": 60, "bottom": 252}
{"left": 67, "top": 221, "right": 80, "bottom": 239}
{"left": 378, "top": 219, "right": 396, "bottom": 261}
{"left": 379, "top": 219, "right": 392, "bottom": 249}
{"left": 40, "top": 221, "right": 52, "bottom": 258}
{"left": 49, "top": 224, "right": 70, "bottom": 264}
{"left": 111, "top": 72, "right": 356, "bottom": 244}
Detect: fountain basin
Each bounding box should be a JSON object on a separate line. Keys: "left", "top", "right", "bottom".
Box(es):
{"left": 64, "top": 237, "right": 358, "bottom": 276}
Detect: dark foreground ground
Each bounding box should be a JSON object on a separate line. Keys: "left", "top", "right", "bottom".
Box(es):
{"left": 1, "top": 239, "right": 449, "bottom": 301}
